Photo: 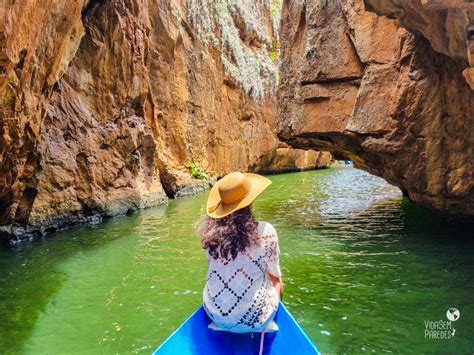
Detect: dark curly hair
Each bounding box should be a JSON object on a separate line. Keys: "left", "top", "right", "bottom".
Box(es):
{"left": 198, "top": 206, "right": 259, "bottom": 260}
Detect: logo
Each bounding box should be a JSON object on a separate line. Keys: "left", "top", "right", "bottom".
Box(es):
{"left": 424, "top": 308, "right": 460, "bottom": 340}
{"left": 446, "top": 308, "right": 460, "bottom": 321}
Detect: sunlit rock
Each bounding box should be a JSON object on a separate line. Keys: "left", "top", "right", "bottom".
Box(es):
{"left": 0, "top": 0, "right": 329, "bottom": 241}
{"left": 278, "top": 0, "right": 473, "bottom": 217}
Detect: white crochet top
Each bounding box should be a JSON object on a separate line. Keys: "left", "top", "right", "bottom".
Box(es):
{"left": 202, "top": 221, "right": 281, "bottom": 332}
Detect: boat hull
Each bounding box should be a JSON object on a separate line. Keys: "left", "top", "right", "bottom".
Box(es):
{"left": 154, "top": 302, "right": 320, "bottom": 355}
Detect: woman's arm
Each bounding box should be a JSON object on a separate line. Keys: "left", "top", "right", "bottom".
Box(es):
{"left": 269, "top": 273, "right": 283, "bottom": 300}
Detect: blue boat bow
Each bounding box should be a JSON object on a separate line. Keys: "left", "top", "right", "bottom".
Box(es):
{"left": 154, "top": 302, "right": 320, "bottom": 355}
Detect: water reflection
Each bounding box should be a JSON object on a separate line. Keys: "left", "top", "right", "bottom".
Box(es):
{"left": 314, "top": 168, "right": 402, "bottom": 217}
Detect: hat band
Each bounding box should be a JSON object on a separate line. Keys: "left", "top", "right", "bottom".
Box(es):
{"left": 221, "top": 187, "right": 252, "bottom": 206}
{"left": 207, "top": 187, "right": 252, "bottom": 214}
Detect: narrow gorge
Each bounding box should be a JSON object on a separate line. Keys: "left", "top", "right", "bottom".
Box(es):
{"left": 1, "top": 1, "right": 474, "bottom": 353}
{"left": 1, "top": 0, "right": 473, "bottom": 244}
{"left": 0, "top": 0, "right": 330, "bottom": 243}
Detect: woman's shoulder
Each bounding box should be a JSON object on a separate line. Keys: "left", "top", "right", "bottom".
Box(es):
{"left": 257, "top": 221, "right": 277, "bottom": 236}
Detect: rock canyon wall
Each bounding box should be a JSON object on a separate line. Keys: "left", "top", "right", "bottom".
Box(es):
{"left": 0, "top": 0, "right": 330, "bottom": 242}
{"left": 279, "top": 0, "right": 473, "bottom": 217}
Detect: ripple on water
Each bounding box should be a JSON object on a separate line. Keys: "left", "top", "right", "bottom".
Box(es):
{"left": 0, "top": 167, "right": 473, "bottom": 354}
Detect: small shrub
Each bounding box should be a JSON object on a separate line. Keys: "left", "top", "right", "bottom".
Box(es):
{"left": 270, "top": 39, "right": 279, "bottom": 59}
{"left": 185, "top": 162, "right": 210, "bottom": 180}
{"left": 270, "top": 5, "right": 279, "bottom": 16}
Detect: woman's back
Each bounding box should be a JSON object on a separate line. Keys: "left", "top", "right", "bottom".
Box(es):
{"left": 203, "top": 221, "right": 281, "bottom": 332}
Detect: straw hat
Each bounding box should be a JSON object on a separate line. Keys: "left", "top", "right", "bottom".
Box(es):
{"left": 206, "top": 172, "right": 272, "bottom": 218}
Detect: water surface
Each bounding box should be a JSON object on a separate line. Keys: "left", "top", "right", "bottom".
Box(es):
{"left": 1, "top": 167, "right": 473, "bottom": 353}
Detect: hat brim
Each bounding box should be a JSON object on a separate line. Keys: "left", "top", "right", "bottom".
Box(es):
{"left": 206, "top": 173, "right": 272, "bottom": 218}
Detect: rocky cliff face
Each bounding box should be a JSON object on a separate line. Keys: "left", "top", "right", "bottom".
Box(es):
{"left": 0, "top": 0, "right": 329, "bottom": 242}
{"left": 279, "top": 0, "right": 473, "bottom": 217}
{"left": 365, "top": 0, "right": 474, "bottom": 88}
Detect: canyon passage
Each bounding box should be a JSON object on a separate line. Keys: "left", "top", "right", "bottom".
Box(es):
{"left": 1, "top": 0, "right": 473, "bottom": 242}
{"left": 0, "top": 0, "right": 473, "bottom": 354}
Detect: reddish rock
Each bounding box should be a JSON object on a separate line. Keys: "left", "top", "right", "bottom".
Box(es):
{"left": 364, "top": 0, "right": 474, "bottom": 89}
{"left": 254, "top": 144, "right": 331, "bottom": 174}
{"left": 364, "top": 0, "right": 473, "bottom": 62}
{"left": 0, "top": 0, "right": 329, "bottom": 241}
{"left": 278, "top": 0, "right": 473, "bottom": 217}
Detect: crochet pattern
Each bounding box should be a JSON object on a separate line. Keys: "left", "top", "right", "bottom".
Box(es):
{"left": 203, "top": 221, "right": 281, "bottom": 332}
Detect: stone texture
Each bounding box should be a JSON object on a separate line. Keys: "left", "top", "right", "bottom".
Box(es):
{"left": 278, "top": 0, "right": 473, "bottom": 217}
{"left": 364, "top": 0, "right": 474, "bottom": 89}
{"left": 365, "top": 0, "right": 473, "bottom": 61}
{"left": 254, "top": 143, "right": 331, "bottom": 174}
{"left": 0, "top": 0, "right": 328, "bottom": 242}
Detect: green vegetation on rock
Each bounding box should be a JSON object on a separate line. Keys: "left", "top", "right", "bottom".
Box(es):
{"left": 185, "top": 162, "right": 210, "bottom": 180}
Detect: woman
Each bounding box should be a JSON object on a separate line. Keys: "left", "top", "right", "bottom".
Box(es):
{"left": 198, "top": 171, "right": 283, "bottom": 333}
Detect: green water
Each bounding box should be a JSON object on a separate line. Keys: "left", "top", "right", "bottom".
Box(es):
{"left": 1, "top": 167, "right": 473, "bottom": 354}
